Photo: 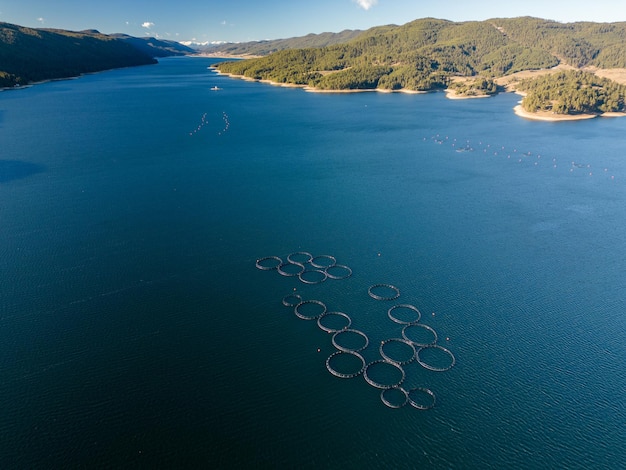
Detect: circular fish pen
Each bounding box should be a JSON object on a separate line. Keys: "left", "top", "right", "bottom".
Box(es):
{"left": 287, "top": 251, "right": 313, "bottom": 264}
{"left": 363, "top": 360, "right": 405, "bottom": 389}
{"left": 402, "top": 323, "right": 438, "bottom": 347}
{"left": 298, "top": 269, "right": 328, "bottom": 284}
{"left": 326, "top": 351, "right": 366, "bottom": 379}
{"left": 416, "top": 345, "right": 456, "bottom": 372}
{"left": 324, "top": 264, "right": 352, "bottom": 280}
{"left": 277, "top": 261, "right": 305, "bottom": 277}
{"left": 387, "top": 304, "right": 421, "bottom": 325}
{"left": 310, "top": 255, "right": 337, "bottom": 269}
{"left": 380, "top": 386, "right": 409, "bottom": 409}
{"left": 379, "top": 338, "right": 416, "bottom": 365}
{"left": 282, "top": 293, "right": 302, "bottom": 307}
{"left": 255, "top": 256, "right": 282, "bottom": 270}
{"left": 294, "top": 299, "right": 327, "bottom": 320}
{"left": 332, "top": 328, "right": 369, "bottom": 352}
{"left": 368, "top": 284, "right": 400, "bottom": 301}
{"left": 407, "top": 387, "right": 436, "bottom": 410}
{"left": 317, "top": 311, "right": 352, "bottom": 333}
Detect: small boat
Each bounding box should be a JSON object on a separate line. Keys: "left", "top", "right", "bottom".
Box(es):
{"left": 210, "top": 86, "right": 221, "bottom": 91}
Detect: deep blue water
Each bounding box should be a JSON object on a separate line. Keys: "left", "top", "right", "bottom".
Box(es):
{"left": 1, "top": 57, "right": 625, "bottom": 468}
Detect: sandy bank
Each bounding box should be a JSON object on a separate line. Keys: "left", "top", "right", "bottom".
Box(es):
{"left": 303, "top": 87, "right": 426, "bottom": 94}
{"left": 600, "top": 111, "right": 626, "bottom": 118}
{"left": 513, "top": 105, "right": 597, "bottom": 121}
{"left": 445, "top": 89, "right": 492, "bottom": 100}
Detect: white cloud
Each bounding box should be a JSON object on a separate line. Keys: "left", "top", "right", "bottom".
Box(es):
{"left": 353, "top": 0, "right": 378, "bottom": 10}
{"left": 142, "top": 21, "right": 154, "bottom": 29}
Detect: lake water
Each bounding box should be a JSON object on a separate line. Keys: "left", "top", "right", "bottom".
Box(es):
{"left": 1, "top": 57, "right": 624, "bottom": 468}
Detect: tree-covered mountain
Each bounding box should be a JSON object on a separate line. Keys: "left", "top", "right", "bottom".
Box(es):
{"left": 0, "top": 23, "right": 190, "bottom": 88}
{"left": 198, "top": 29, "right": 363, "bottom": 56}
{"left": 214, "top": 17, "right": 626, "bottom": 110}
{"left": 488, "top": 17, "right": 626, "bottom": 69}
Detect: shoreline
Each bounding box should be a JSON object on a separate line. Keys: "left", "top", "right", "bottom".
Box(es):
{"left": 213, "top": 67, "right": 626, "bottom": 120}
{"left": 304, "top": 87, "right": 427, "bottom": 95}
{"left": 213, "top": 70, "right": 428, "bottom": 94}
{"left": 213, "top": 68, "right": 489, "bottom": 99}
{"left": 512, "top": 104, "right": 625, "bottom": 121}
{"left": 513, "top": 104, "right": 597, "bottom": 121}
{"left": 1, "top": 61, "right": 157, "bottom": 92}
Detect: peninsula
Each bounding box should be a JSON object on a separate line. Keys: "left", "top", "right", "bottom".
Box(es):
{"left": 212, "top": 17, "right": 626, "bottom": 120}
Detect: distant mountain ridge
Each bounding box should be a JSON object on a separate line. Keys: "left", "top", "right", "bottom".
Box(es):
{"left": 198, "top": 29, "right": 363, "bottom": 56}
{"left": 112, "top": 34, "right": 195, "bottom": 58}
{"left": 0, "top": 22, "right": 193, "bottom": 88}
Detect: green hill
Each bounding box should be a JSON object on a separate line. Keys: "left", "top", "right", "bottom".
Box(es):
{"left": 214, "top": 17, "right": 626, "bottom": 106}
{"left": 0, "top": 23, "right": 166, "bottom": 88}
{"left": 516, "top": 70, "right": 626, "bottom": 114}
{"left": 489, "top": 17, "right": 626, "bottom": 69}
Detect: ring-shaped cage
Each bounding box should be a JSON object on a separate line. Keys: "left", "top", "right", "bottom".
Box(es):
{"left": 282, "top": 293, "right": 303, "bottom": 307}
{"left": 287, "top": 251, "right": 313, "bottom": 265}
{"left": 331, "top": 328, "right": 369, "bottom": 353}
{"left": 325, "top": 351, "right": 366, "bottom": 379}
{"left": 317, "top": 311, "right": 352, "bottom": 333}
{"left": 401, "top": 323, "right": 438, "bottom": 347}
{"left": 325, "top": 264, "right": 353, "bottom": 280}
{"left": 387, "top": 304, "right": 422, "bottom": 325}
{"left": 255, "top": 256, "right": 282, "bottom": 270}
{"left": 368, "top": 284, "right": 400, "bottom": 301}
{"left": 310, "top": 255, "right": 337, "bottom": 269}
{"left": 298, "top": 269, "right": 328, "bottom": 285}
{"left": 294, "top": 299, "right": 327, "bottom": 320}
{"left": 379, "top": 338, "right": 417, "bottom": 365}
{"left": 407, "top": 387, "right": 436, "bottom": 410}
{"left": 415, "top": 345, "right": 456, "bottom": 372}
{"left": 380, "top": 386, "right": 409, "bottom": 409}
{"left": 277, "top": 261, "right": 305, "bottom": 277}
{"left": 362, "top": 360, "right": 405, "bottom": 389}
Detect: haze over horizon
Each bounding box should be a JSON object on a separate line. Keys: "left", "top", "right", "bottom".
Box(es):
{"left": 1, "top": 0, "right": 624, "bottom": 44}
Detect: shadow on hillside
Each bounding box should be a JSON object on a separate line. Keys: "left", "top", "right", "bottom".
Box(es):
{"left": 0, "top": 160, "right": 45, "bottom": 183}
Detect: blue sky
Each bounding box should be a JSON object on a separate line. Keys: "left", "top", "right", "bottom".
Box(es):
{"left": 1, "top": 0, "right": 625, "bottom": 44}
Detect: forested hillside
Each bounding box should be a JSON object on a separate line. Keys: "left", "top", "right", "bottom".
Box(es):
{"left": 490, "top": 17, "right": 626, "bottom": 68}
{"left": 516, "top": 70, "right": 626, "bottom": 114}
{"left": 0, "top": 23, "right": 174, "bottom": 88}
{"left": 215, "top": 17, "right": 626, "bottom": 107}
